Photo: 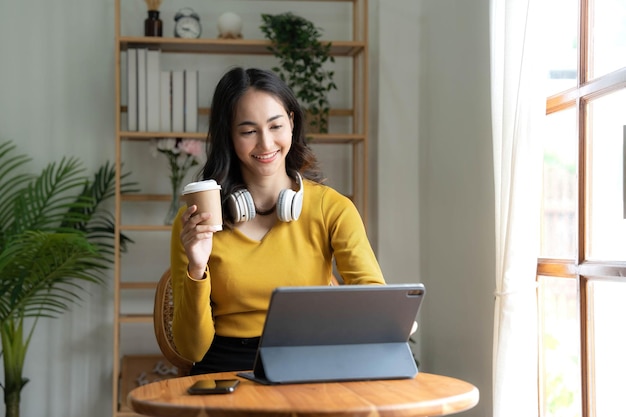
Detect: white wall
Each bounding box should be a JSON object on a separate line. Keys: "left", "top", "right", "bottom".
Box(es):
{"left": 1, "top": 1, "right": 117, "bottom": 416}
{"left": 0, "top": 0, "right": 494, "bottom": 416}
{"left": 377, "top": 1, "right": 494, "bottom": 416}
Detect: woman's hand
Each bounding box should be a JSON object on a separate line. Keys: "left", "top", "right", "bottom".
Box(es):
{"left": 179, "top": 205, "right": 221, "bottom": 279}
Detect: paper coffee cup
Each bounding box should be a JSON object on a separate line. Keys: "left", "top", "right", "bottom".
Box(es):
{"left": 181, "top": 180, "right": 223, "bottom": 231}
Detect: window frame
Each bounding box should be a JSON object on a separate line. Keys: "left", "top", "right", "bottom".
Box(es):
{"left": 540, "top": 0, "right": 626, "bottom": 414}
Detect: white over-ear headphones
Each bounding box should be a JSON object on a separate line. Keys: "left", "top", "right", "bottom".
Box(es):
{"left": 227, "top": 172, "right": 304, "bottom": 223}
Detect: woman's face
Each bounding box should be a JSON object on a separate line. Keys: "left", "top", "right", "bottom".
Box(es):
{"left": 231, "top": 88, "right": 293, "bottom": 181}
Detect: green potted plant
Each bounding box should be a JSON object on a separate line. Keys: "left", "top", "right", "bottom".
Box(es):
{"left": 260, "top": 12, "right": 337, "bottom": 134}
{"left": 0, "top": 140, "right": 136, "bottom": 417}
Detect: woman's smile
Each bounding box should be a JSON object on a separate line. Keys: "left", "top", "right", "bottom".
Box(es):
{"left": 252, "top": 150, "right": 280, "bottom": 163}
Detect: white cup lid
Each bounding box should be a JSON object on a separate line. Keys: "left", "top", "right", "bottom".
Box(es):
{"left": 182, "top": 179, "right": 221, "bottom": 194}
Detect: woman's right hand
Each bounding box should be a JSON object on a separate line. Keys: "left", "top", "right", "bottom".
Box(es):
{"left": 179, "top": 205, "right": 220, "bottom": 279}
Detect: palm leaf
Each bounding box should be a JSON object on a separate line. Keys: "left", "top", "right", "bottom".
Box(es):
{"left": 62, "top": 160, "right": 138, "bottom": 253}
{"left": 8, "top": 157, "right": 90, "bottom": 236}
{"left": 0, "top": 140, "right": 140, "bottom": 414}
{"left": 0, "top": 141, "right": 140, "bottom": 322}
{"left": 0, "top": 231, "right": 104, "bottom": 322}
{"left": 0, "top": 143, "right": 34, "bottom": 245}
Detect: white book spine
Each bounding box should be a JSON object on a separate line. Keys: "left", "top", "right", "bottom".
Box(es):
{"left": 171, "top": 70, "right": 185, "bottom": 133}
{"left": 160, "top": 71, "right": 171, "bottom": 132}
{"left": 184, "top": 70, "right": 199, "bottom": 133}
{"left": 137, "top": 48, "right": 148, "bottom": 132}
{"left": 146, "top": 49, "right": 161, "bottom": 132}
{"left": 127, "top": 48, "right": 137, "bottom": 131}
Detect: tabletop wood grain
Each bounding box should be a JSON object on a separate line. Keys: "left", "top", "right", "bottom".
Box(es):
{"left": 128, "top": 371, "right": 479, "bottom": 417}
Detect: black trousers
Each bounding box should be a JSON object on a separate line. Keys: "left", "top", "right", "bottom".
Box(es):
{"left": 190, "top": 335, "right": 260, "bottom": 375}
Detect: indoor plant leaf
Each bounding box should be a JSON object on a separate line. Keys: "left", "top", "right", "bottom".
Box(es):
{"left": 0, "top": 139, "right": 138, "bottom": 417}
{"left": 260, "top": 12, "right": 337, "bottom": 134}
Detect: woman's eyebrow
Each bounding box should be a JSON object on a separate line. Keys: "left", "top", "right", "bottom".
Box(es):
{"left": 236, "top": 114, "right": 284, "bottom": 127}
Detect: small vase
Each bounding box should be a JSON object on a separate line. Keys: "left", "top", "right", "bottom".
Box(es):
{"left": 164, "top": 181, "right": 183, "bottom": 225}
{"left": 145, "top": 10, "right": 163, "bottom": 37}
{"left": 218, "top": 12, "right": 243, "bottom": 39}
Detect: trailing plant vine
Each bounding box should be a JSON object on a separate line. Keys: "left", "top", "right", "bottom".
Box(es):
{"left": 260, "top": 12, "right": 337, "bottom": 133}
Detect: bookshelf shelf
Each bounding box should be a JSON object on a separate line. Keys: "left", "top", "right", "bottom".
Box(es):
{"left": 120, "top": 281, "right": 158, "bottom": 290}
{"left": 119, "top": 314, "right": 153, "bottom": 324}
{"left": 119, "top": 37, "right": 365, "bottom": 56}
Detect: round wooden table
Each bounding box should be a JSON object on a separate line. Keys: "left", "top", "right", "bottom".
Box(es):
{"left": 128, "top": 371, "right": 479, "bottom": 417}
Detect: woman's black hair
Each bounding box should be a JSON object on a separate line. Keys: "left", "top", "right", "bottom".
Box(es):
{"left": 200, "top": 67, "right": 324, "bottom": 224}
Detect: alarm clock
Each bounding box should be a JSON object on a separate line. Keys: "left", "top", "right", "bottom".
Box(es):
{"left": 174, "top": 7, "right": 201, "bottom": 39}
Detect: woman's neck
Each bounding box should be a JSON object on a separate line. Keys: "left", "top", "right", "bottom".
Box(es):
{"left": 243, "top": 172, "right": 293, "bottom": 209}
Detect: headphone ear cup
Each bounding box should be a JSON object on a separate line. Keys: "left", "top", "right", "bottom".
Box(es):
{"left": 228, "top": 190, "right": 256, "bottom": 223}
{"left": 289, "top": 171, "right": 304, "bottom": 221}
{"left": 241, "top": 190, "right": 256, "bottom": 221}
{"left": 227, "top": 192, "right": 242, "bottom": 223}
{"left": 291, "top": 187, "right": 303, "bottom": 221}
{"left": 277, "top": 188, "right": 296, "bottom": 222}
{"left": 276, "top": 172, "right": 304, "bottom": 222}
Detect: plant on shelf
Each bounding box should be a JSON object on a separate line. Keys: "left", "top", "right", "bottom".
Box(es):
{"left": 150, "top": 138, "right": 204, "bottom": 225}
{"left": 0, "top": 140, "right": 137, "bottom": 417}
{"left": 260, "top": 12, "right": 337, "bottom": 134}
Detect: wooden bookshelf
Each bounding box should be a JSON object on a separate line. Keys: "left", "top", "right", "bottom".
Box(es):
{"left": 111, "top": 1, "right": 369, "bottom": 416}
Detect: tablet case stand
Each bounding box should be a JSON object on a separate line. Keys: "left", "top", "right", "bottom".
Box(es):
{"left": 238, "top": 284, "right": 425, "bottom": 385}
{"left": 245, "top": 343, "right": 417, "bottom": 384}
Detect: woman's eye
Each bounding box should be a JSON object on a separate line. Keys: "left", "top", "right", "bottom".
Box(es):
{"left": 270, "top": 124, "right": 282, "bottom": 130}
{"left": 241, "top": 130, "right": 255, "bottom": 135}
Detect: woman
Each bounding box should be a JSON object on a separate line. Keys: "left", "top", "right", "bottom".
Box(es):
{"left": 170, "top": 67, "right": 385, "bottom": 375}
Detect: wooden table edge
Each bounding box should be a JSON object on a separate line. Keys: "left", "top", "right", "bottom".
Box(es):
{"left": 128, "top": 371, "right": 479, "bottom": 417}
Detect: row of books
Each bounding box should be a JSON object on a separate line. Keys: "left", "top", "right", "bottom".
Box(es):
{"left": 127, "top": 48, "right": 198, "bottom": 133}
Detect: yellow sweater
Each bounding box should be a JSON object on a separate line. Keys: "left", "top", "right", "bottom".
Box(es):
{"left": 170, "top": 180, "right": 385, "bottom": 362}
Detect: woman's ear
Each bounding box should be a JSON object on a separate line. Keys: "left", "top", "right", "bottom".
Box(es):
{"left": 289, "top": 111, "right": 294, "bottom": 130}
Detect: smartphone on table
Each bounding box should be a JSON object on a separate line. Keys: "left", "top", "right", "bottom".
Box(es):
{"left": 187, "top": 378, "right": 240, "bottom": 395}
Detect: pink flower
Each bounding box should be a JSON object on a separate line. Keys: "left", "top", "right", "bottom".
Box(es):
{"left": 179, "top": 139, "right": 204, "bottom": 157}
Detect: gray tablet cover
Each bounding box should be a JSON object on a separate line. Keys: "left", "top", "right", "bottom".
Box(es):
{"left": 238, "top": 283, "right": 425, "bottom": 385}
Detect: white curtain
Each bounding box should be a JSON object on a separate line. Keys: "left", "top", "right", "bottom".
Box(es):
{"left": 490, "top": 1, "right": 546, "bottom": 416}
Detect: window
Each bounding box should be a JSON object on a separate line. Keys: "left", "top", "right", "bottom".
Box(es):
{"left": 541, "top": 1, "right": 626, "bottom": 416}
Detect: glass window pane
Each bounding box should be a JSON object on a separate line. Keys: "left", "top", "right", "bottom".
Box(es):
{"left": 538, "top": 276, "right": 581, "bottom": 417}
{"left": 541, "top": 109, "right": 577, "bottom": 258}
{"left": 586, "top": 90, "right": 626, "bottom": 261}
{"left": 589, "top": 0, "right": 626, "bottom": 79}
{"left": 546, "top": 0, "right": 579, "bottom": 96}
{"left": 587, "top": 279, "right": 626, "bottom": 416}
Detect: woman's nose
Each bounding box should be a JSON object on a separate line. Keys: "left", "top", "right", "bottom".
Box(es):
{"left": 257, "top": 129, "right": 273, "bottom": 148}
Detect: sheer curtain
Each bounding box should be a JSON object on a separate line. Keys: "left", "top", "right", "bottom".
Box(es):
{"left": 490, "top": 1, "right": 546, "bottom": 416}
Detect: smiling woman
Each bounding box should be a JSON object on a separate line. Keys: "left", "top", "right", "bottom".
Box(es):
{"left": 168, "top": 67, "right": 386, "bottom": 375}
